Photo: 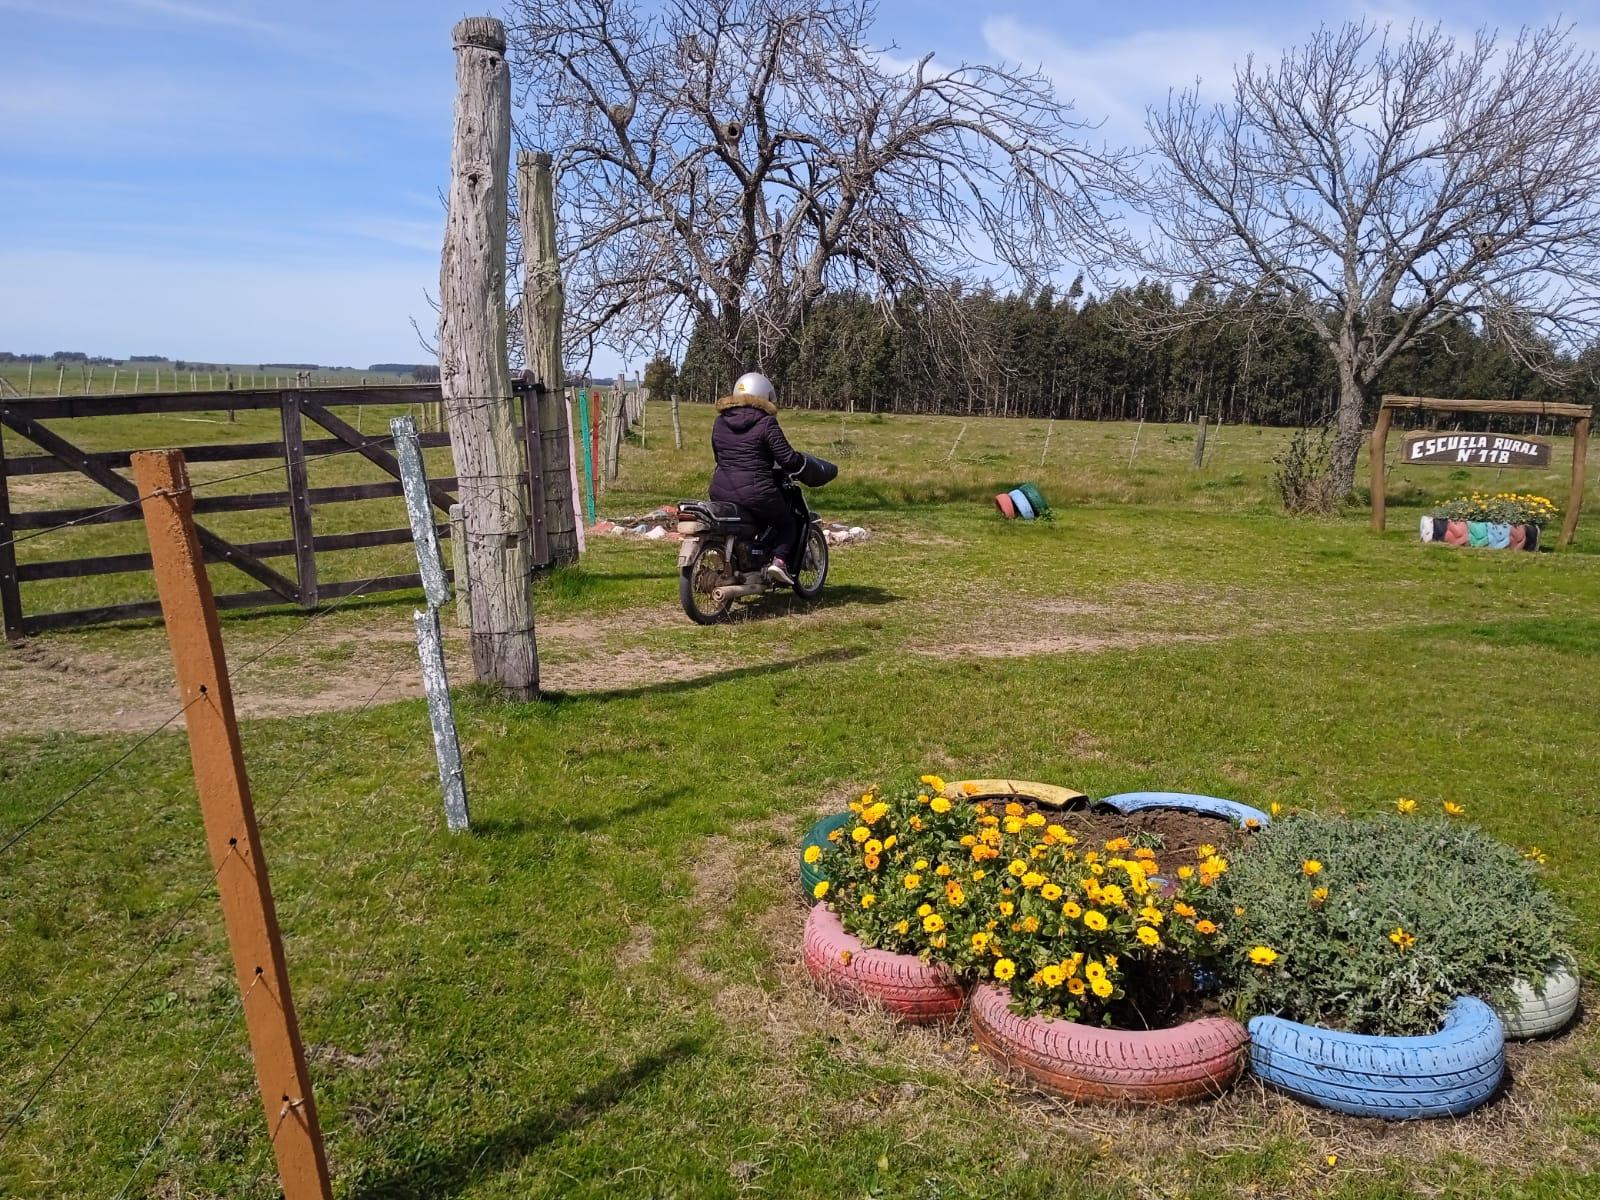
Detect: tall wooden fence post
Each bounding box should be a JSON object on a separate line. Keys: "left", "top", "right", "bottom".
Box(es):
{"left": 131, "top": 449, "right": 333, "bottom": 1200}
{"left": 518, "top": 149, "right": 579, "bottom": 566}
{"left": 1559, "top": 416, "right": 1590, "bottom": 548}
{"left": 1370, "top": 404, "right": 1393, "bottom": 533}
{"left": 438, "top": 16, "right": 538, "bottom": 699}
{"left": 1191, "top": 414, "right": 1209, "bottom": 468}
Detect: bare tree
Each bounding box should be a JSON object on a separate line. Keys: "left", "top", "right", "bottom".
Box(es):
{"left": 504, "top": 0, "right": 1121, "bottom": 378}
{"left": 1126, "top": 21, "right": 1600, "bottom": 499}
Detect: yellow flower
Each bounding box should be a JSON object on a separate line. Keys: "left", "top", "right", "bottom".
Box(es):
{"left": 1396, "top": 797, "right": 1417, "bottom": 814}
{"left": 917, "top": 903, "right": 932, "bottom": 916}
{"left": 1270, "top": 801, "right": 1283, "bottom": 817}
{"left": 960, "top": 834, "right": 977, "bottom": 847}
{"left": 1091, "top": 977, "right": 1114, "bottom": 998}
{"left": 1443, "top": 801, "right": 1465, "bottom": 816}
{"left": 1039, "top": 964, "right": 1065, "bottom": 987}
{"left": 863, "top": 854, "right": 880, "bottom": 870}
{"left": 1046, "top": 824, "right": 1069, "bottom": 841}
{"left": 1025, "top": 812, "right": 1046, "bottom": 827}
{"left": 1099, "top": 884, "right": 1125, "bottom": 907}
{"left": 882, "top": 835, "right": 896, "bottom": 850}
{"left": 998, "top": 901, "right": 1014, "bottom": 916}
{"left": 914, "top": 859, "right": 929, "bottom": 871}
{"left": 812, "top": 881, "right": 829, "bottom": 899}
{"left": 1524, "top": 847, "right": 1548, "bottom": 865}
{"left": 971, "top": 869, "right": 988, "bottom": 882}
{"left": 1177, "top": 865, "right": 1195, "bottom": 880}
{"left": 930, "top": 796, "right": 952, "bottom": 814}
{"left": 861, "top": 893, "right": 876, "bottom": 908}
{"left": 1136, "top": 926, "right": 1161, "bottom": 947}
{"left": 864, "top": 839, "right": 882, "bottom": 857}
{"left": 971, "top": 931, "right": 991, "bottom": 952}
{"left": 1248, "top": 945, "right": 1278, "bottom": 966}
{"left": 827, "top": 828, "right": 844, "bottom": 842}
{"left": 903, "top": 873, "right": 922, "bottom": 889}
{"left": 1007, "top": 860, "right": 1027, "bottom": 877}
{"left": 1041, "top": 883, "right": 1063, "bottom": 902}
{"left": 839, "top": 949, "right": 852, "bottom": 965}
{"left": 1061, "top": 900, "right": 1082, "bottom": 919}
{"left": 1003, "top": 816, "right": 1025, "bottom": 834}
{"left": 894, "top": 919, "right": 910, "bottom": 935}
{"left": 1085, "top": 960, "right": 1106, "bottom": 982}
{"left": 945, "top": 881, "right": 966, "bottom": 906}
{"left": 1139, "top": 905, "right": 1163, "bottom": 925}
{"left": 920, "top": 774, "right": 947, "bottom": 793}
{"left": 1196, "top": 844, "right": 1217, "bottom": 858}
{"left": 1388, "top": 926, "right": 1416, "bottom": 951}
{"left": 862, "top": 802, "right": 888, "bottom": 824}
{"left": 804, "top": 844, "right": 822, "bottom": 864}
{"left": 1005, "top": 802, "right": 1023, "bottom": 817}
{"left": 1194, "top": 919, "right": 1218, "bottom": 935}
{"left": 962, "top": 781, "right": 980, "bottom": 795}
{"left": 935, "top": 864, "right": 952, "bottom": 877}
{"left": 994, "top": 958, "right": 1016, "bottom": 981}
{"left": 1067, "top": 976, "right": 1086, "bottom": 996}
{"left": 1173, "top": 901, "right": 1197, "bottom": 918}
{"left": 1021, "top": 915, "right": 1040, "bottom": 933}
{"left": 1244, "top": 817, "right": 1261, "bottom": 830}
{"left": 1301, "top": 859, "right": 1323, "bottom": 876}
{"left": 850, "top": 826, "right": 869, "bottom": 843}
{"left": 923, "top": 913, "right": 945, "bottom": 933}
{"left": 1084, "top": 910, "right": 1109, "bottom": 931}
{"left": 1021, "top": 871, "right": 1045, "bottom": 890}
{"left": 909, "top": 815, "right": 925, "bottom": 831}
{"left": 1310, "top": 886, "right": 1329, "bottom": 906}
{"left": 1133, "top": 847, "right": 1157, "bottom": 861}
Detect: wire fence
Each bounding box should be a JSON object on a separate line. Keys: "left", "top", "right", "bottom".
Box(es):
{"left": 0, "top": 452, "right": 459, "bottom": 1193}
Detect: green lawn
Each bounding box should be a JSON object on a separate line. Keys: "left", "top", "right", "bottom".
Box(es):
{"left": 2, "top": 402, "right": 1599, "bottom": 1198}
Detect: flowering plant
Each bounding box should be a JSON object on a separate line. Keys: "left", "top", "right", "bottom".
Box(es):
{"left": 815, "top": 776, "right": 1234, "bottom": 1023}
{"left": 1218, "top": 813, "right": 1574, "bottom": 1036}
{"left": 1431, "top": 491, "right": 1558, "bottom": 526}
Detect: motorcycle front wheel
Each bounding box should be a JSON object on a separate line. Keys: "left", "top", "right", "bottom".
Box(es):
{"left": 680, "top": 542, "right": 734, "bottom": 625}
{"left": 793, "top": 525, "right": 829, "bottom": 600}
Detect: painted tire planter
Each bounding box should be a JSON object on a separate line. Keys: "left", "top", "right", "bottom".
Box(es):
{"left": 802, "top": 904, "right": 967, "bottom": 1023}
{"left": 1495, "top": 964, "right": 1580, "bottom": 1040}
{"left": 994, "top": 492, "right": 1017, "bottom": 519}
{"left": 1426, "top": 520, "right": 1542, "bottom": 551}
{"left": 948, "top": 779, "right": 1088, "bottom": 810}
{"left": 800, "top": 811, "right": 852, "bottom": 901}
{"left": 1008, "top": 489, "right": 1037, "bottom": 520}
{"left": 1100, "top": 791, "right": 1271, "bottom": 829}
{"left": 971, "top": 984, "right": 1248, "bottom": 1103}
{"left": 1017, "top": 482, "right": 1051, "bottom": 518}
{"left": 1248, "top": 996, "right": 1505, "bottom": 1120}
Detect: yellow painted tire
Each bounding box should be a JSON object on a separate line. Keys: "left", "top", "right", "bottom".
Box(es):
{"left": 946, "top": 779, "right": 1088, "bottom": 810}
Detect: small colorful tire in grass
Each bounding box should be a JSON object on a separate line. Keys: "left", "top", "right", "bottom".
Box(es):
{"left": 995, "top": 492, "right": 1018, "bottom": 519}
{"left": 1099, "top": 791, "right": 1271, "bottom": 829}
{"left": 1419, "top": 515, "right": 1436, "bottom": 542}
{"left": 1016, "top": 483, "right": 1051, "bottom": 518}
{"left": 1495, "top": 964, "right": 1580, "bottom": 1040}
{"left": 1488, "top": 522, "right": 1512, "bottom": 550}
{"left": 971, "top": 984, "right": 1248, "bottom": 1104}
{"left": 1248, "top": 996, "right": 1505, "bottom": 1120}
{"left": 800, "top": 812, "right": 852, "bottom": 902}
{"left": 1509, "top": 523, "right": 1528, "bottom": 551}
{"left": 947, "top": 779, "right": 1088, "bottom": 810}
{"left": 1009, "top": 489, "right": 1036, "bottom": 520}
{"left": 1468, "top": 520, "right": 1491, "bottom": 547}
{"left": 802, "top": 905, "right": 967, "bottom": 1023}
{"left": 1445, "top": 520, "right": 1469, "bottom": 545}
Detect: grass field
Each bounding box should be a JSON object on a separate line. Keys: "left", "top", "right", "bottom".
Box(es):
{"left": 2, "top": 401, "right": 1599, "bottom": 1198}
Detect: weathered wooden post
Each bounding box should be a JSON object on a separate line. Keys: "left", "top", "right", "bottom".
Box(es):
{"left": 438, "top": 15, "right": 538, "bottom": 699}
{"left": 1191, "top": 414, "right": 1209, "bottom": 468}
{"left": 518, "top": 148, "right": 579, "bottom": 566}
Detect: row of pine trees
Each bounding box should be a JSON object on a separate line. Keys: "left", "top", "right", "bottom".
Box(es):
{"left": 650, "top": 283, "right": 1596, "bottom": 428}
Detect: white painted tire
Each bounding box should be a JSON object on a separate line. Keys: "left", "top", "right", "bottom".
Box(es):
{"left": 1496, "top": 965, "right": 1580, "bottom": 1040}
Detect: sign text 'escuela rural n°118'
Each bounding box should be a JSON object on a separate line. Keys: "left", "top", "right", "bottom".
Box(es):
{"left": 1401, "top": 432, "right": 1552, "bottom": 468}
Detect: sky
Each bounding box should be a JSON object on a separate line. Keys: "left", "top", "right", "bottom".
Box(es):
{"left": 2, "top": 0, "right": 1596, "bottom": 373}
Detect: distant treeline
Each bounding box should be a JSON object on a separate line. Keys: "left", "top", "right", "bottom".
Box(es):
{"left": 669, "top": 284, "right": 1599, "bottom": 427}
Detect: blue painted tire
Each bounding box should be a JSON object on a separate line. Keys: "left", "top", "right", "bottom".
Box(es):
{"left": 1100, "top": 791, "right": 1271, "bottom": 829}
{"left": 1248, "top": 997, "right": 1505, "bottom": 1120}
{"left": 1017, "top": 483, "right": 1051, "bottom": 518}
{"left": 800, "top": 812, "right": 852, "bottom": 902}
{"left": 1487, "top": 522, "right": 1511, "bottom": 550}
{"left": 1009, "top": 489, "right": 1036, "bottom": 520}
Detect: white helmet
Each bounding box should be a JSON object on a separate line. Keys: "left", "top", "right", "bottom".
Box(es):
{"left": 732, "top": 371, "right": 775, "bottom": 403}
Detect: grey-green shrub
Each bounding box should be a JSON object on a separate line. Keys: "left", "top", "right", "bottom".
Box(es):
{"left": 1220, "top": 814, "right": 1573, "bottom": 1036}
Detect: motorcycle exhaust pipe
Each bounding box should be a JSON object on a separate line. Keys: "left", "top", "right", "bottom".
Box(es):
{"left": 712, "top": 580, "right": 766, "bottom": 604}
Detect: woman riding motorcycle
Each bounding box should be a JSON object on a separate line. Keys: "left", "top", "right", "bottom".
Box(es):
{"left": 709, "top": 371, "right": 806, "bottom": 586}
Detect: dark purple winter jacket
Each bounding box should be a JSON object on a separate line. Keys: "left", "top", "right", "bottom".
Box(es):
{"left": 708, "top": 395, "right": 805, "bottom": 511}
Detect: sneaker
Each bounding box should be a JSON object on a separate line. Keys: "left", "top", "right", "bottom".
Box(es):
{"left": 765, "top": 559, "right": 795, "bottom": 587}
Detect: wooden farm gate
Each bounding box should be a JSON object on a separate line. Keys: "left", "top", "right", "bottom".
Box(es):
{"left": 0, "top": 381, "right": 554, "bottom": 638}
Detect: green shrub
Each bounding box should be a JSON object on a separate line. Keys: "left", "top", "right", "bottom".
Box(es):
{"left": 1219, "top": 813, "right": 1573, "bottom": 1036}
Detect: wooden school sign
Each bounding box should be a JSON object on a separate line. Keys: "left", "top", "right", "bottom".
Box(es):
{"left": 1401, "top": 432, "right": 1552, "bottom": 468}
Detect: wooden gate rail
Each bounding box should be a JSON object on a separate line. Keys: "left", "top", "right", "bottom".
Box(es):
{"left": 0, "top": 383, "right": 544, "bottom": 639}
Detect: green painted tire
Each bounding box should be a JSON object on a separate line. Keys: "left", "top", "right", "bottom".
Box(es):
{"left": 1017, "top": 482, "right": 1050, "bottom": 517}
{"left": 801, "top": 811, "right": 853, "bottom": 901}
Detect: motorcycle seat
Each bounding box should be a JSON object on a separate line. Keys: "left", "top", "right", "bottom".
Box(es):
{"left": 678, "top": 499, "right": 754, "bottom": 528}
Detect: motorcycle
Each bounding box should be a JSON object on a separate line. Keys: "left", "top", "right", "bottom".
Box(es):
{"left": 675, "top": 452, "right": 839, "bottom": 624}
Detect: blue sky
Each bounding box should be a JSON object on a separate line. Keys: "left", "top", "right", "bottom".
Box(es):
{"left": 2, "top": 0, "right": 1595, "bottom": 372}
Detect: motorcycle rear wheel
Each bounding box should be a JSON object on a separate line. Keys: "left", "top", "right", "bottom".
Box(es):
{"left": 680, "top": 543, "right": 734, "bottom": 625}
{"left": 793, "top": 525, "right": 829, "bottom": 600}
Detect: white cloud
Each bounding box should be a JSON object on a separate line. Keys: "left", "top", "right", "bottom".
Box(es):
{"left": 981, "top": 16, "right": 1273, "bottom": 145}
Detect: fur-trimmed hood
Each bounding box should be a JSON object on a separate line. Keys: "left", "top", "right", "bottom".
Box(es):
{"left": 716, "top": 393, "right": 777, "bottom": 416}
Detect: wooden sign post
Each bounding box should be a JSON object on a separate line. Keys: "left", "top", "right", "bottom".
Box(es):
{"left": 132, "top": 449, "right": 332, "bottom": 1199}
{"left": 1371, "top": 395, "right": 1592, "bottom": 547}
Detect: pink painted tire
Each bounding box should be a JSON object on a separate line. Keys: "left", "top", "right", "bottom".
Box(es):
{"left": 1444, "top": 520, "right": 1470, "bottom": 546}
{"left": 802, "top": 905, "right": 967, "bottom": 1024}
{"left": 970, "top": 984, "right": 1248, "bottom": 1104}
{"left": 994, "top": 492, "right": 1017, "bottom": 519}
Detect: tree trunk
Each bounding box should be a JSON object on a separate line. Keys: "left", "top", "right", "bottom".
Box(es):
{"left": 1327, "top": 361, "right": 1371, "bottom": 500}
{"left": 518, "top": 149, "right": 579, "bottom": 567}
{"left": 439, "top": 16, "right": 538, "bottom": 699}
